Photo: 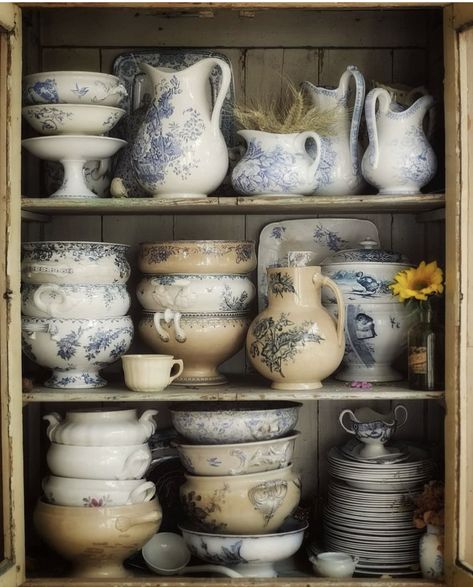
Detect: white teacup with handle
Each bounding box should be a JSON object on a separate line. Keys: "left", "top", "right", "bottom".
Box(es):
{"left": 122, "top": 354, "right": 184, "bottom": 392}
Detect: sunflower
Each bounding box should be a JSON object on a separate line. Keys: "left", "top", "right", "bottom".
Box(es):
{"left": 389, "top": 261, "right": 444, "bottom": 302}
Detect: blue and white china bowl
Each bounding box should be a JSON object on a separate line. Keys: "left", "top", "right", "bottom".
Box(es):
{"left": 42, "top": 476, "right": 156, "bottom": 507}
{"left": 180, "top": 518, "right": 308, "bottom": 577}
{"left": 22, "top": 104, "right": 125, "bottom": 136}
{"left": 175, "top": 431, "right": 299, "bottom": 476}
{"left": 21, "top": 316, "right": 134, "bottom": 389}
{"left": 231, "top": 130, "right": 323, "bottom": 196}
{"left": 21, "top": 241, "right": 130, "bottom": 285}
{"left": 139, "top": 240, "right": 256, "bottom": 275}
{"left": 23, "top": 71, "right": 128, "bottom": 107}
{"left": 180, "top": 465, "right": 301, "bottom": 534}
{"left": 138, "top": 311, "right": 250, "bottom": 386}
{"left": 136, "top": 273, "right": 255, "bottom": 313}
{"left": 46, "top": 442, "right": 152, "bottom": 480}
{"left": 22, "top": 283, "right": 130, "bottom": 319}
{"left": 169, "top": 401, "right": 301, "bottom": 444}
{"left": 326, "top": 301, "right": 414, "bottom": 382}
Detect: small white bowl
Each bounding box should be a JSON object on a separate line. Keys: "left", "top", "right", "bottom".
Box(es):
{"left": 23, "top": 71, "right": 127, "bottom": 106}
{"left": 42, "top": 476, "right": 156, "bottom": 507}
{"left": 22, "top": 104, "right": 126, "bottom": 136}
{"left": 310, "top": 552, "right": 358, "bottom": 578}
{"left": 46, "top": 442, "right": 152, "bottom": 480}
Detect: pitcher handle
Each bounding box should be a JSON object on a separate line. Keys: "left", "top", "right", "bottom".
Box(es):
{"left": 365, "top": 87, "right": 391, "bottom": 170}
{"left": 313, "top": 273, "right": 345, "bottom": 347}
{"left": 209, "top": 58, "right": 232, "bottom": 134}
{"left": 338, "top": 409, "right": 357, "bottom": 435}
{"left": 394, "top": 404, "right": 408, "bottom": 429}
{"left": 346, "top": 65, "right": 365, "bottom": 176}
{"left": 296, "top": 131, "right": 322, "bottom": 186}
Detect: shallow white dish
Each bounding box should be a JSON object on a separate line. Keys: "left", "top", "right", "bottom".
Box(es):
{"left": 22, "top": 135, "right": 126, "bottom": 199}
{"left": 257, "top": 218, "right": 380, "bottom": 310}
{"left": 23, "top": 70, "right": 127, "bottom": 106}
{"left": 22, "top": 104, "right": 125, "bottom": 135}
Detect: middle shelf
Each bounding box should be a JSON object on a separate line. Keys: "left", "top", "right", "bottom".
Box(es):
{"left": 22, "top": 375, "right": 445, "bottom": 403}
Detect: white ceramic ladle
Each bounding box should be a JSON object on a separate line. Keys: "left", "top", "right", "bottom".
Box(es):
{"left": 142, "top": 532, "right": 242, "bottom": 578}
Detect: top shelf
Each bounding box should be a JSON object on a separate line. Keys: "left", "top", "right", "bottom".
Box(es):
{"left": 21, "top": 193, "right": 445, "bottom": 216}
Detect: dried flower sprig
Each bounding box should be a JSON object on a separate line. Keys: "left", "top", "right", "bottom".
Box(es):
{"left": 234, "top": 81, "right": 344, "bottom": 136}
{"left": 413, "top": 480, "right": 445, "bottom": 529}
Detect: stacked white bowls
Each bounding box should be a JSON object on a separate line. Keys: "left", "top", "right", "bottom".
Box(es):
{"left": 42, "top": 409, "right": 158, "bottom": 506}
{"left": 36, "top": 409, "right": 162, "bottom": 579}
{"left": 21, "top": 241, "right": 134, "bottom": 389}
{"left": 136, "top": 240, "right": 257, "bottom": 386}
{"left": 22, "top": 71, "right": 127, "bottom": 199}
{"left": 171, "top": 401, "right": 307, "bottom": 578}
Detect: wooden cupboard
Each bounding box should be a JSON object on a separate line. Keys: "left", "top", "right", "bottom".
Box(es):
{"left": 0, "top": 2, "right": 471, "bottom": 586}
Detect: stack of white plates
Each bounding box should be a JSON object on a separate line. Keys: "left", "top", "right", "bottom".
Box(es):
{"left": 320, "top": 442, "right": 435, "bottom": 577}
{"left": 327, "top": 444, "right": 434, "bottom": 491}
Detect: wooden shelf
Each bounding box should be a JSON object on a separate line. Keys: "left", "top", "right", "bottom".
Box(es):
{"left": 20, "top": 193, "right": 445, "bottom": 217}
{"left": 22, "top": 376, "right": 445, "bottom": 403}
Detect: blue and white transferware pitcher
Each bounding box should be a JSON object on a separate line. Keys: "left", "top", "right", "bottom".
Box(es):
{"left": 231, "top": 130, "right": 323, "bottom": 196}
{"left": 302, "top": 65, "right": 365, "bottom": 196}
{"left": 131, "top": 58, "right": 231, "bottom": 199}
{"left": 361, "top": 87, "right": 437, "bottom": 195}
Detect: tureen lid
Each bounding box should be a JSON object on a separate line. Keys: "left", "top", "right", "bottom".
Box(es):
{"left": 321, "top": 238, "right": 410, "bottom": 265}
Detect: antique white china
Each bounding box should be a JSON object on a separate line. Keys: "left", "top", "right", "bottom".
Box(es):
{"left": 21, "top": 241, "right": 130, "bottom": 285}
{"left": 122, "top": 354, "right": 184, "bottom": 392}
{"left": 175, "top": 432, "right": 299, "bottom": 476}
{"left": 302, "top": 65, "right": 366, "bottom": 196}
{"left": 22, "top": 104, "right": 125, "bottom": 135}
{"left": 231, "top": 130, "right": 323, "bottom": 196}
{"left": 21, "top": 283, "right": 130, "bottom": 319}
{"left": 247, "top": 267, "right": 345, "bottom": 389}
{"left": 139, "top": 240, "right": 256, "bottom": 275}
{"left": 338, "top": 405, "right": 408, "bottom": 458}
{"left": 21, "top": 315, "right": 134, "bottom": 388}
{"left": 419, "top": 525, "right": 444, "bottom": 579}
{"left": 310, "top": 552, "right": 359, "bottom": 578}
{"left": 42, "top": 476, "right": 156, "bottom": 507}
{"left": 142, "top": 532, "right": 242, "bottom": 577}
{"left": 43, "top": 409, "right": 158, "bottom": 446}
{"left": 34, "top": 499, "right": 161, "bottom": 578}
{"left": 138, "top": 311, "right": 250, "bottom": 386}
{"left": 180, "top": 464, "right": 301, "bottom": 534}
{"left": 257, "top": 218, "right": 379, "bottom": 310}
{"left": 131, "top": 59, "right": 231, "bottom": 198}
{"left": 111, "top": 49, "right": 236, "bottom": 198}
{"left": 361, "top": 87, "right": 437, "bottom": 194}
{"left": 322, "top": 239, "right": 413, "bottom": 382}
{"left": 23, "top": 71, "right": 128, "bottom": 107}
{"left": 46, "top": 442, "right": 152, "bottom": 480}
{"left": 180, "top": 518, "right": 308, "bottom": 577}
{"left": 137, "top": 273, "right": 255, "bottom": 313}
{"left": 170, "top": 401, "right": 301, "bottom": 445}
{"left": 46, "top": 158, "right": 112, "bottom": 198}
{"left": 22, "top": 135, "right": 127, "bottom": 198}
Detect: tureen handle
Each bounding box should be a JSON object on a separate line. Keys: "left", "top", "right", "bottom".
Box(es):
{"left": 338, "top": 409, "right": 357, "bottom": 435}
{"left": 43, "top": 412, "right": 63, "bottom": 441}
{"left": 128, "top": 481, "right": 156, "bottom": 504}
{"left": 33, "top": 284, "right": 76, "bottom": 317}
{"left": 138, "top": 409, "right": 158, "bottom": 437}
{"left": 394, "top": 404, "right": 408, "bottom": 429}
{"left": 115, "top": 509, "right": 162, "bottom": 532}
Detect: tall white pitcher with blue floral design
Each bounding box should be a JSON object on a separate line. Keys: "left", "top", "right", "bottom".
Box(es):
{"left": 302, "top": 65, "right": 365, "bottom": 196}
{"left": 361, "top": 87, "right": 437, "bottom": 195}
{"left": 131, "top": 58, "right": 231, "bottom": 199}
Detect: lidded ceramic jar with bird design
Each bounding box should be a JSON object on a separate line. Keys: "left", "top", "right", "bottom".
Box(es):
{"left": 321, "top": 238, "right": 414, "bottom": 382}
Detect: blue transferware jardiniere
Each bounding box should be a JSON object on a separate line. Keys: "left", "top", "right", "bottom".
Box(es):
{"left": 302, "top": 65, "right": 366, "bottom": 196}
{"left": 361, "top": 87, "right": 437, "bottom": 194}
{"left": 131, "top": 58, "right": 231, "bottom": 198}
{"left": 231, "top": 130, "right": 323, "bottom": 196}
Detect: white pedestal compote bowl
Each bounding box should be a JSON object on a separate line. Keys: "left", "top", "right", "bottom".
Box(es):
{"left": 22, "top": 135, "right": 126, "bottom": 199}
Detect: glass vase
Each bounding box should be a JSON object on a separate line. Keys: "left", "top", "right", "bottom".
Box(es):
{"left": 407, "top": 301, "right": 444, "bottom": 390}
